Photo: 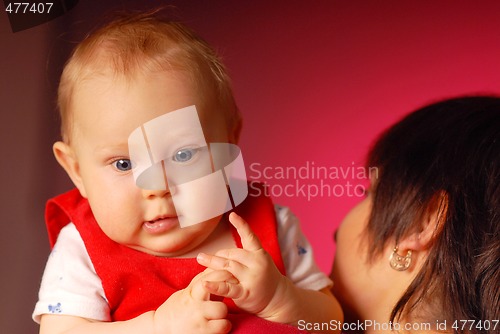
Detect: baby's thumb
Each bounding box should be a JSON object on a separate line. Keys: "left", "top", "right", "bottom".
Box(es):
{"left": 189, "top": 270, "right": 212, "bottom": 301}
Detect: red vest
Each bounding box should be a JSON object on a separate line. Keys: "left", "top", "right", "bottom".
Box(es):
{"left": 45, "top": 183, "right": 306, "bottom": 333}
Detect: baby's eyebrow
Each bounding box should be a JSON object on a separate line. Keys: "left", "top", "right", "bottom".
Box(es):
{"left": 93, "top": 144, "right": 129, "bottom": 156}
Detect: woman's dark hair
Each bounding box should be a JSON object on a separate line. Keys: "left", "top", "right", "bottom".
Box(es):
{"left": 365, "top": 96, "right": 499, "bottom": 331}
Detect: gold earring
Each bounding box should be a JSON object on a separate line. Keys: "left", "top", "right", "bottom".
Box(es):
{"left": 389, "top": 246, "right": 412, "bottom": 271}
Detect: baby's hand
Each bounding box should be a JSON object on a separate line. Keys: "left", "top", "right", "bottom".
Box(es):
{"left": 153, "top": 269, "right": 232, "bottom": 334}
{"left": 197, "top": 212, "right": 291, "bottom": 322}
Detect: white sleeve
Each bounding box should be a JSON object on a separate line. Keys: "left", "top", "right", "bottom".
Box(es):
{"left": 275, "top": 206, "right": 333, "bottom": 291}
{"left": 32, "top": 223, "right": 110, "bottom": 323}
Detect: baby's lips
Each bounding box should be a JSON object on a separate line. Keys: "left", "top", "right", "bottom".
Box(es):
{"left": 142, "top": 217, "right": 178, "bottom": 234}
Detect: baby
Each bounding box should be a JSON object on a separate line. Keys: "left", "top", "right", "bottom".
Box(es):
{"left": 33, "top": 11, "right": 342, "bottom": 334}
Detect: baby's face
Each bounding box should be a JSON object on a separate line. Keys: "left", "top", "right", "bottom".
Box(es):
{"left": 68, "top": 70, "right": 230, "bottom": 256}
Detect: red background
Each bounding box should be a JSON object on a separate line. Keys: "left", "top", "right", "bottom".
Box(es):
{"left": 195, "top": 1, "right": 500, "bottom": 271}
{"left": 2, "top": 1, "right": 500, "bottom": 332}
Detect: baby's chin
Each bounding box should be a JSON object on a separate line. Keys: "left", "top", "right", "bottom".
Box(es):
{"left": 125, "top": 231, "right": 211, "bottom": 258}
{"left": 126, "top": 242, "right": 198, "bottom": 258}
{"left": 118, "top": 216, "right": 224, "bottom": 257}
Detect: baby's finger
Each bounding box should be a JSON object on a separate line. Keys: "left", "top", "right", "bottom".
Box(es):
{"left": 206, "top": 319, "right": 232, "bottom": 334}
{"left": 203, "top": 280, "right": 244, "bottom": 300}
{"left": 203, "top": 300, "right": 229, "bottom": 320}
{"left": 190, "top": 278, "right": 211, "bottom": 301}
{"left": 213, "top": 248, "right": 255, "bottom": 268}
{"left": 201, "top": 268, "right": 239, "bottom": 284}
{"left": 229, "top": 212, "right": 263, "bottom": 252}
{"left": 189, "top": 270, "right": 212, "bottom": 301}
{"left": 197, "top": 252, "right": 246, "bottom": 276}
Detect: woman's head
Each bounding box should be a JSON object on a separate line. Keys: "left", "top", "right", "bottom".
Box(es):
{"left": 332, "top": 96, "right": 499, "bottom": 331}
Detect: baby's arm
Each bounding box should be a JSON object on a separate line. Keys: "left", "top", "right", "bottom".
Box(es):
{"left": 39, "top": 269, "right": 232, "bottom": 334}
{"left": 197, "top": 212, "right": 343, "bottom": 333}
{"left": 40, "top": 312, "right": 154, "bottom": 334}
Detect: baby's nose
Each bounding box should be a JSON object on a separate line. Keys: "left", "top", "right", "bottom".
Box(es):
{"left": 136, "top": 162, "right": 170, "bottom": 192}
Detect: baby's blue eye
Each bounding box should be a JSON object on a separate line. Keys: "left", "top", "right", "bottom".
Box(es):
{"left": 114, "top": 159, "right": 132, "bottom": 171}
{"left": 173, "top": 148, "right": 197, "bottom": 163}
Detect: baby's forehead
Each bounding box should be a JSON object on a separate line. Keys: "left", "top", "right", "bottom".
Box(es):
{"left": 71, "top": 74, "right": 221, "bottom": 131}
{"left": 74, "top": 62, "right": 210, "bottom": 101}
{"left": 66, "top": 63, "right": 231, "bottom": 146}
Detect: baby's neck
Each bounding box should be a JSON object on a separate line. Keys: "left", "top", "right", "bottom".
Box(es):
{"left": 174, "top": 218, "right": 236, "bottom": 258}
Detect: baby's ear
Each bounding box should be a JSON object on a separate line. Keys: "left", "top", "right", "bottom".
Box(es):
{"left": 399, "top": 191, "right": 448, "bottom": 252}
{"left": 53, "top": 141, "right": 87, "bottom": 198}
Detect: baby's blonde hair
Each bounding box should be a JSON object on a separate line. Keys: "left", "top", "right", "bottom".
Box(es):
{"left": 58, "top": 10, "right": 240, "bottom": 143}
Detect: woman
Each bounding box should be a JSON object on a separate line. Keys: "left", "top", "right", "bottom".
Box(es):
{"left": 331, "top": 96, "right": 499, "bottom": 333}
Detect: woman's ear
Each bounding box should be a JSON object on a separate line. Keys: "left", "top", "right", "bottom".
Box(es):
{"left": 53, "top": 141, "right": 87, "bottom": 198}
{"left": 399, "top": 191, "right": 448, "bottom": 252}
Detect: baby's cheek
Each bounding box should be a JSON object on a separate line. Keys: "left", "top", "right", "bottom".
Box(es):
{"left": 92, "top": 204, "right": 135, "bottom": 243}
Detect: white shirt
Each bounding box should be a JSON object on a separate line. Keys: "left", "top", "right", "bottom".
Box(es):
{"left": 33, "top": 205, "right": 332, "bottom": 323}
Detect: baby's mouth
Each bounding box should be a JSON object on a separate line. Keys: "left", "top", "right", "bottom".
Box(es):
{"left": 142, "top": 216, "right": 179, "bottom": 234}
